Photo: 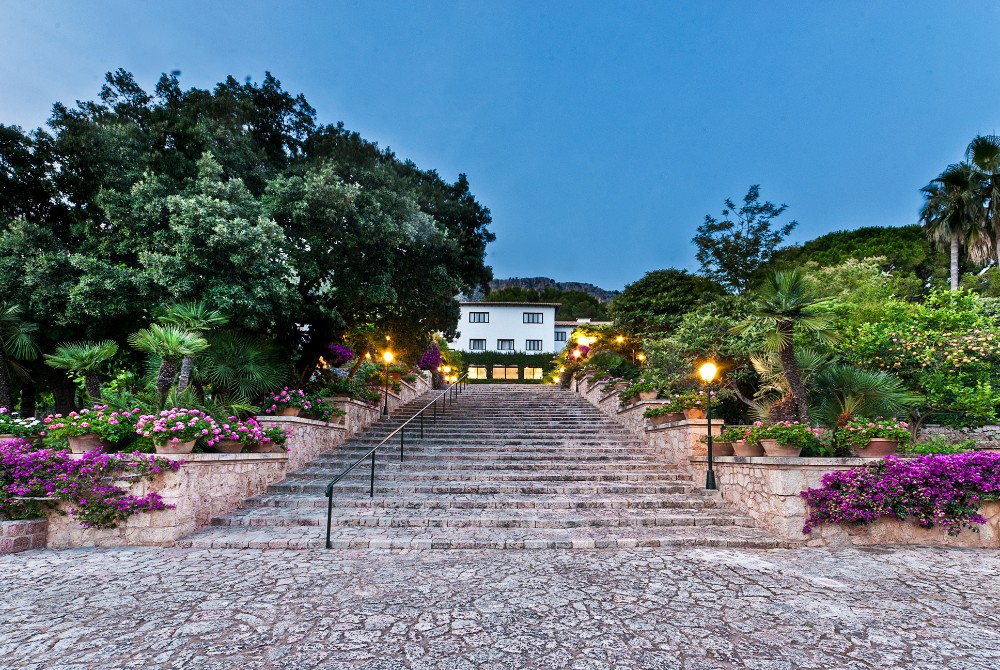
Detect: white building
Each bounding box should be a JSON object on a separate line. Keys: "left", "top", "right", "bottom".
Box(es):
{"left": 553, "top": 318, "right": 612, "bottom": 346}
{"left": 452, "top": 302, "right": 561, "bottom": 354}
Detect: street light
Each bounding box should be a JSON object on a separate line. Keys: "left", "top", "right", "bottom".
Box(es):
{"left": 636, "top": 353, "right": 646, "bottom": 363}
{"left": 382, "top": 351, "right": 394, "bottom": 415}
{"left": 616, "top": 335, "right": 624, "bottom": 344}
{"left": 699, "top": 362, "right": 718, "bottom": 490}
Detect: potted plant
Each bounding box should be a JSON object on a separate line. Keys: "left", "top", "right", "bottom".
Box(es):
{"left": 247, "top": 423, "right": 293, "bottom": 453}
{"left": 643, "top": 405, "right": 684, "bottom": 426}
{"left": 836, "top": 418, "right": 912, "bottom": 457}
{"left": 136, "top": 408, "right": 218, "bottom": 455}
{"left": 752, "top": 421, "right": 820, "bottom": 457}
{"left": 0, "top": 409, "right": 44, "bottom": 443}
{"left": 675, "top": 390, "right": 719, "bottom": 420}
{"left": 264, "top": 388, "right": 313, "bottom": 417}
{"left": 306, "top": 397, "right": 348, "bottom": 426}
{"left": 209, "top": 416, "right": 266, "bottom": 453}
{"left": 42, "top": 407, "right": 128, "bottom": 454}
{"left": 322, "top": 376, "right": 357, "bottom": 402}
{"left": 698, "top": 426, "right": 745, "bottom": 456}
{"left": 621, "top": 380, "right": 657, "bottom": 404}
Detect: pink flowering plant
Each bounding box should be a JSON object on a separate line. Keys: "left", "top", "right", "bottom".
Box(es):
{"left": 749, "top": 421, "right": 822, "bottom": 451}
{"left": 673, "top": 390, "right": 719, "bottom": 411}
{"left": 44, "top": 406, "right": 143, "bottom": 444}
{"left": 209, "top": 416, "right": 266, "bottom": 447}
{"left": 307, "top": 398, "right": 347, "bottom": 424}
{"left": 0, "top": 438, "right": 182, "bottom": 527}
{"left": 801, "top": 452, "right": 1000, "bottom": 536}
{"left": 835, "top": 418, "right": 912, "bottom": 452}
{"left": 264, "top": 388, "right": 313, "bottom": 413}
{"left": 135, "top": 408, "right": 218, "bottom": 445}
{"left": 0, "top": 408, "right": 43, "bottom": 438}
{"left": 261, "top": 424, "right": 293, "bottom": 450}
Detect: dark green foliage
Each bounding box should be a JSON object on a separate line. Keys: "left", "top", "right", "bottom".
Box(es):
{"left": 484, "top": 287, "right": 608, "bottom": 321}
{"left": 609, "top": 269, "right": 725, "bottom": 334}
{"left": 693, "top": 185, "right": 798, "bottom": 293}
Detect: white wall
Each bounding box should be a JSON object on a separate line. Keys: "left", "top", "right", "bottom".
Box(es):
{"left": 452, "top": 304, "right": 559, "bottom": 353}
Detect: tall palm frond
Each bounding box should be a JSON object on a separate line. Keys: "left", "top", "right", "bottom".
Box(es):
{"left": 811, "top": 364, "right": 923, "bottom": 429}
{"left": 966, "top": 134, "right": 1000, "bottom": 265}
{"left": 44, "top": 340, "right": 119, "bottom": 400}
{"left": 198, "top": 330, "right": 289, "bottom": 403}
{"left": 0, "top": 303, "right": 39, "bottom": 410}
{"left": 128, "top": 324, "right": 209, "bottom": 403}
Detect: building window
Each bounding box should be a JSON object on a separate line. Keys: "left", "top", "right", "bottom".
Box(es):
{"left": 554, "top": 331, "right": 567, "bottom": 342}
{"left": 469, "top": 339, "right": 486, "bottom": 351}
{"left": 525, "top": 339, "right": 543, "bottom": 351}
{"left": 497, "top": 339, "right": 514, "bottom": 351}
{"left": 523, "top": 312, "right": 543, "bottom": 324}
{"left": 468, "top": 365, "right": 487, "bottom": 380}
{"left": 469, "top": 312, "right": 489, "bottom": 323}
{"left": 524, "top": 367, "right": 543, "bottom": 380}
{"left": 492, "top": 365, "right": 519, "bottom": 380}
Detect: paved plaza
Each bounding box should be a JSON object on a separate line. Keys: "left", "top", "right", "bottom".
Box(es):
{"left": 1, "top": 545, "right": 998, "bottom": 669}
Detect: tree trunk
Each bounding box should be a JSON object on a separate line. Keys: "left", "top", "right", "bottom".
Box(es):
{"left": 777, "top": 324, "right": 810, "bottom": 422}
{"left": 51, "top": 377, "right": 75, "bottom": 415}
{"left": 84, "top": 374, "right": 102, "bottom": 402}
{"left": 20, "top": 375, "right": 36, "bottom": 417}
{"left": 177, "top": 355, "right": 194, "bottom": 392}
{"left": 0, "top": 347, "right": 12, "bottom": 411}
{"left": 951, "top": 236, "right": 959, "bottom": 291}
{"left": 157, "top": 359, "right": 178, "bottom": 402}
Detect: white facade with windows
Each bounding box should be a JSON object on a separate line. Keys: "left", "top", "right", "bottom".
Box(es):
{"left": 452, "top": 302, "right": 561, "bottom": 354}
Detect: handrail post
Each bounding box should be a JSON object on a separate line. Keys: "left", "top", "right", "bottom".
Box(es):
{"left": 420, "top": 412, "right": 424, "bottom": 439}
{"left": 400, "top": 426, "right": 404, "bottom": 462}
{"left": 370, "top": 451, "right": 376, "bottom": 497}
{"left": 325, "top": 485, "right": 333, "bottom": 549}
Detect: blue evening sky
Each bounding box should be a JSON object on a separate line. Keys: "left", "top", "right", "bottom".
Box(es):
{"left": 3, "top": 1, "right": 1000, "bottom": 290}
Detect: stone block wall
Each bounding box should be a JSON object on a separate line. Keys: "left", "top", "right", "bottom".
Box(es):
{"left": 259, "top": 415, "right": 349, "bottom": 471}
{"left": 46, "top": 453, "right": 290, "bottom": 549}
{"left": 692, "top": 455, "right": 1000, "bottom": 549}
{"left": 0, "top": 519, "right": 48, "bottom": 554}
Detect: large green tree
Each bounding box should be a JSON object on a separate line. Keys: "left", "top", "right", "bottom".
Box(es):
{"left": 920, "top": 162, "right": 987, "bottom": 291}
{"left": 609, "top": 269, "right": 724, "bottom": 334}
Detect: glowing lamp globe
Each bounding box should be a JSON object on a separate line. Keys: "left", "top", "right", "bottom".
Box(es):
{"left": 383, "top": 351, "right": 394, "bottom": 364}
{"left": 699, "top": 362, "right": 717, "bottom": 383}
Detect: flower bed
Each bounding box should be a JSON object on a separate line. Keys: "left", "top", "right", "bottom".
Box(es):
{"left": 0, "top": 409, "right": 43, "bottom": 438}
{"left": 801, "top": 452, "right": 1000, "bottom": 536}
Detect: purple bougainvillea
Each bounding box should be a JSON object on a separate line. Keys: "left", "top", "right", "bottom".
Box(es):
{"left": 801, "top": 451, "right": 1000, "bottom": 536}
{"left": 0, "top": 438, "right": 182, "bottom": 528}
{"left": 326, "top": 344, "right": 354, "bottom": 368}
{"left": 417, "top": 342, "right": 442, "bottom": 371}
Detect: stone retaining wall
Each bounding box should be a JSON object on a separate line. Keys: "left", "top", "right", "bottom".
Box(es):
{"left": 0, "top": 519, "right": 48, "bottom": 554}
{"left": 259, "top": 415, "right": 349, "bottom": 471}
{"left": 691, "top": 455, "right": 1000, "bottom": 549}
{"left": 46, "top": 452, "right": 290, "bottom": 549}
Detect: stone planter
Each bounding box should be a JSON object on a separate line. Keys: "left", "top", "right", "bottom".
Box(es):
{"left": 708, "top": 440, "right": 735, "bottom": 456}
{"left": 67, "top": 433, "right": 107, "bottom": 454}
{"left": 279, "top": 407, "right": 302, "bottom": 417}
{"left": 760, "top": 439, "right": 802, "bottom": 458}
{"left": 854, "top": 438, "right": 898, "bottom": 458}
{"left": 0, "top": 433, "right": 16, "bottom": 441}
{"left": 154, "top": 439, "right": 197, "bottom": 455}
{"left": 648, "top": 414, "right": 675, "bottom": 427}
{"left": 683, "top": 408, "right": 706, "bottom": 420}
{"left": 638, "top": 391, "right": 658, "bottom": 401}
{"left": 246, "top": 442, "right": 284, "bottom": 454}
{"left": 212, "top": 440, "right": 244, "bottom": 453}
{"left": 732, "top": 440, "right": 764, "bottom": 457}
{"left": 323, "top": 395, "right": 352, "bottom": 403}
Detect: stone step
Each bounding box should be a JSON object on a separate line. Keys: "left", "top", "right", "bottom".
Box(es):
{"left": 176, "top": 525, "right": 790, "bottom": 550}
{"left": 248, "top": 493, "right": 724, "bottom": 510}
{"left": 289, "top": 470, "right": 692, "bottom": 483}
{"left": 209, "top": 507, "right": 748, "bottom": 529}
{"left": 270, "top": 481, "right": 698, "bottom": 495}
{"left": 300, "top": 460, "right": 684, "bottom": 472}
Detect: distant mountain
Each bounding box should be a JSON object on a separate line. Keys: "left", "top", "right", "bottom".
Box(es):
{"left": 482, "top": 277, "right": 620, "bottom": 304}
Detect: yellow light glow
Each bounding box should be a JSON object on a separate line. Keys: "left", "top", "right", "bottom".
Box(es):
{"left": 616, "top": 336, "right": 624, "bottom": 343}
{"left": 365, "top": 352, "right": 371, "bottom": 359}
{"left": 636, "top": 353, "right": 646, "bottom": 362}
{"left": 560, "top": 367, "right": 566, "bottom": 372}
{"left": 699, "top": 362, "right": 717, "bottom": 383}
{"left": 383, "top": 351, "right": 394, "bottom": 364}
{"left": 572, "top": 350, "right": 582, "bottom": 359}
{"left": 443, "top": 365, "right": 452, "bottom": 374}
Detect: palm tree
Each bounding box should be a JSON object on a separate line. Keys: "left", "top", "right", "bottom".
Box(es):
{"left": 198, "top": 330, "right": 288, "bottom": 404}
{"left": 811, "top": 365, "right": 923, "bottom": 430}
{"left": 920, "top": 162, "right": 988, "bottom": 290}
{"left": 158, "top": 302, "right": 227, "bottom": 392}
{"left": 44, "top": 340, "right": 119, "bottom": 401}
{"left": 733, "top": 269, "right": 838, "bottom": 423}
{"left": 0, "top": 303, "right": 39, "bottom": 411}
{"left": 128, "top": 324, "right": 209, "bottom": 402}
{"left": 965, "top": 134, "right": 1000, "bottom": 265}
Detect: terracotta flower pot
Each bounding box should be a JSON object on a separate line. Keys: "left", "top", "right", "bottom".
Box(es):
{"left": 279, "top": 407, "right": 302, "bottom": 417}
{"left": 67, "top": 433, "right": 106, "bottom": 454}
{"left": 613, "top": 382, "right": 629, "bottom": 391}
{"left": 0, "top": 433, "right": 16, "bottom": 441}
{"left": 154, "top": 439, "right": 197, "bottom": 455}
{"left": 760, "top": 439, "right": 802, "bottom": 457}
{"left": 213, "top": 439, "right": 244, "bottom": 453}
{"left": 247, "top": 442, "right": 284, "bottom": 453}
{"left": 733, "top": 440, "right": 764, "bottom": 457}
{"left": 649, "top": 414, "right": 674, "bottom": 426}
{"left": 708, "top": 440, "right": 735, "bottom": 456}
{"left": 683, "top": 408, "right": 706, "bottom": 420}
{"left": 854, "top": 438, "right": 899, "bottom": 458}
{"left": 638, "top": 391, "right": 658, "bottom": 401}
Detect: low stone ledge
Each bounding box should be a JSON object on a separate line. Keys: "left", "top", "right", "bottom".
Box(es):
{"left": 0, "top": 519, "right": 48, "bottom": 554}
{"left": 690, "top": 455, "right": 1000, "bottom": 548}
{"left": 256, "top": 415, "right": 348, "bottom": 471}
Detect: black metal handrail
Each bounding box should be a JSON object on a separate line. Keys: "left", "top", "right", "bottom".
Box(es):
{"left": 324, "top": 373, "right": 469, "bottom": 548}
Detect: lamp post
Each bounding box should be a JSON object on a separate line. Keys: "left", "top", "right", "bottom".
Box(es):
{"left": 699, "top": 362, "right": 718, "bottom": 490}
{"left": 382, "top": 351, "right": 393, "bottom": 415}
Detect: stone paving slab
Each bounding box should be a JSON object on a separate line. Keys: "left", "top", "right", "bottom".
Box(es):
{"left": 1, "top": 546, "right": 998, "bottom": 669}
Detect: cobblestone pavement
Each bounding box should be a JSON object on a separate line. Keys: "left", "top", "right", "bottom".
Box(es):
{"left": 2, "top": 546, "right": 999, "bottom": 669}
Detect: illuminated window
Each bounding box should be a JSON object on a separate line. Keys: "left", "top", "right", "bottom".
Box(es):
{"left": 497, "top": 339, "right": 515, "bottom": 351}
{"left": 524, "top": 367, "right": 543, "bottom": 380}
{"left": 523, "top": 312, "right": 543, "bottom": 324}
{"left": 468, "top": 365, "right": 488, "bottom": 380}
{"left": 469, "top": 312, "right": 489, "bottom": 323}
{"left": 555, "top": 331, "right": 567, "bottom": 342}
{"left": 469, "top": 339, "right": 486, "bottom": 351}
{"left": 526, "top": 339, "right": 543, "bottom": 351}
{"left": 492, "top": 365, "right": 520, "bottom": 380}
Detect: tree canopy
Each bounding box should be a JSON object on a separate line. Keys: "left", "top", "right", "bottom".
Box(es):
{"left": 608, "top": 269, "right": 725, "bottom": 334}
{"left": 484, "top": 287, "right": 608, "bottom": 321}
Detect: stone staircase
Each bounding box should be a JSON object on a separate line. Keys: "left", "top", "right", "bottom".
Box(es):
{"left": 178, "top": 385, "right": 786, "bottom": 549}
